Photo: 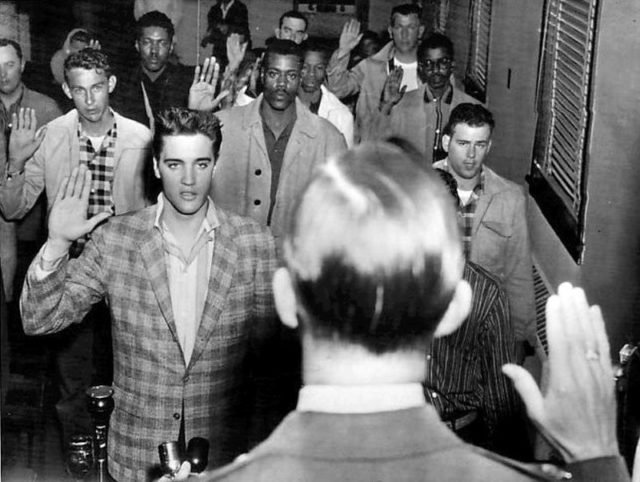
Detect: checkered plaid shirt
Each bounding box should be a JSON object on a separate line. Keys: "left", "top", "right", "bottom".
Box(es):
{"left": 77, "top": 120, "right": 117, "bottom": 217}
{"left": 458, "top": 171, "right": 485, "bottom": 260}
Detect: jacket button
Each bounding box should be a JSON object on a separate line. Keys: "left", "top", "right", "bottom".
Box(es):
{"left": 254, "top": 199, "right": 261, "bottom": 206}
{"left": 173, "top": 412, "right": 181, "bottom": 420}
{"left": 255, "top": 169, "right": 262, "bottom": 176}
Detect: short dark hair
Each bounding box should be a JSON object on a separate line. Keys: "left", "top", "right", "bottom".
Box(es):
{"left": 0, "top": 38, "right": 22, "bottom": 60}
{"left": 443, "top": 103, "right": 495, "bottom": 137}
{"left": 152, "top": 108, "right": 222, "bottom": 160}
{"left": 136, "top": 10, "right": 175, "bottom": 40}
{"left": 64, "top": 48, "right": 112, "bottom": 82}
{"left": 284, "top": 142, "right": 463, "bottom": 355}
{"left": 279, "top": 10, "right": 308, "bottom": 30}
{"left": 301, "top": 39, "right": 329, "bottom": 62}
{"left": 69, "top": 30, "right": 92, "bottom": 45}
{"left": 264, "top": 39, "right": 303, "bottom": 69}
{"left": 419, "top": 33, "right": 454, "bottom": 60}
{"left": 390, "top": 4, "right": 422, "bottom": 26}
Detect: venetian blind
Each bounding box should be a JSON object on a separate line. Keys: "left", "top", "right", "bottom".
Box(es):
{"left": 465, "top": 0, "right": 492, "bottom": 102}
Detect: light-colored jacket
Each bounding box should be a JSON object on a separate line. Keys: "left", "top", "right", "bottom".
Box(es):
{"left": 0, "top": 109, "right": 151, "bottom": 219}
{"left": 213, "top": 96, "right": 347, "bottom": 245}
{"left": 434, "top": 161, "right": 536, "bottom": 344}
{"left": 326, "top": 41, "right": 396, "bottom": 142}
{"left": 318, "top": 85, "right": 354, "bottom": 148}
{"left": 368, "top": 83, "right": 478, "bottom": 164}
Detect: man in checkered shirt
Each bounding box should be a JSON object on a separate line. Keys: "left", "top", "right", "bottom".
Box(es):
{"left": 433, "top": 103, "right": 536, "bottom": 364}
{"left": 0, "top": 48, "right": 151, "bottom": 450}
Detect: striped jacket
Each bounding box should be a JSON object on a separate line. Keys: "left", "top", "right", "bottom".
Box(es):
{"left": 20, "top": 205, "right": 279, "bottom": 481}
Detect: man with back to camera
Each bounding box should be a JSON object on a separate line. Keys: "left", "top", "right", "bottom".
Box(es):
{"left": 167, "top": 141, "right": 627, "bottom": 481}
{"left": 112, "top": 10, "right": 193, "bottom": 129}
{"left": 0, "top": 48, "right": 151, "bottom": 448}
{"left": 434, "top": 103, "right": 536, "bottom": 362}
{"left": 326, "top": 3, "right": 425, "bottom": 140}
{"left": 0, "top": 38, "right": 62, "bottom": 304}
{"left": 211, "top": 39, "right": 347, "bottom": 248}
{"left": 297, "top": 40, "right": 354, "bottom": 147}
{"left": 201, "top": 0, "right": 249, "bottom": 61}
{"left": 371, "top": 33, "right": 477, "bottom": 164}
{"left": 19, "top": 107, "right": 281, "bottom": 481}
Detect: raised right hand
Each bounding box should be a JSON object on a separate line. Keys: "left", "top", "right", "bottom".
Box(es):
{"left": 502, "top": 283, "right": 619, "bottom": 463}
{"left": 47, "top": 165, "right": 111, "bottom": 249}
{"left": 8, "top": 107, "right": 47, "bottom": 172}
{"left": 380, "top": 67, "right": 407, "bottom": 108}
{"left": 338, "top": 19, "right": 363, "bottom": 56}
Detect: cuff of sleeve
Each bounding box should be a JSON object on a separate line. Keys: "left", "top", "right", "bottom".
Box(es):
{"left": 34, "top": 242, "right": 69, "bottom": 278}
{"left": 564, "top": 456, "right": 629, "bottom": 482}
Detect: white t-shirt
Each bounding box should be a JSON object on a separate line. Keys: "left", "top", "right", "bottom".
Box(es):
{"left": 393, "top": 58, "right": 419, "bottom": 92}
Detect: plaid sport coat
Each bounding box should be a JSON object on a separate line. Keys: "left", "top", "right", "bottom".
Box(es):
{"left": 21, "top": 205, "right": 279, "bottom": 481}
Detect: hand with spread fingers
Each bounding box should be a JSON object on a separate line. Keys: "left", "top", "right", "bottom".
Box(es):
{"left": 88, "top": 39, "right": 101, "bottom": 50}
{"left": 502, "top": 282, "right": 619, "bottom": 462}
{"left": 47, "top": 165, "right": 111, "bottom": 252}
{"left": 156, "top": 461, "right": 193, "bottom": 481}
{"left": 379, "top": 67, "right": 407, "bottom": 114}
{"left": 8, "top": 107, "right": 47, "bottom": 172}
{"left": 188, "top": 57, "right": 230, "bottom": 111}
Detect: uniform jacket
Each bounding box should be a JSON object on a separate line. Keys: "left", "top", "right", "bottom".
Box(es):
{"left": 318, "top": 85, "right": 354, "bottom": 147}
{"left": 0, "top": 109, "right": 151, "bottom": 220}
{"left": 368, "top": 82, "right": 477, "bottom": 164}
{"left": 202, "top": 405, "right": 629, "bottom": 481}
{"left": 326, "top": 41, "right": 397, "bottom": 142}
{"left": 20, "top": 206, "right": 279, "bottom": 481}
{"left": 213, "top": 96, "right": 347, "bottom": 245}
{"left": 434, "top": 161, "right": 536, "bottom": 344}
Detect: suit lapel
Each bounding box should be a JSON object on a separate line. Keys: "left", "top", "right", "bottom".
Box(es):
{"left": 140, "top": 224, "right": 181, "bottom": 347}
{"left": 187, "top": 221, "right": 237, "bottom": 370}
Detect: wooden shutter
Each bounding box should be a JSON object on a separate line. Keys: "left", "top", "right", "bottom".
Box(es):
{"left": 529, "top": 0, "right": 599, "bottom": 263}
{"left": 464, "top": 0, "right": 492, "bottom": 102}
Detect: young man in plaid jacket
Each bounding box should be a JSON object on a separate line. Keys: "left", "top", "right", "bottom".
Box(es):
{"left": 20, "top": 108, "right": 281, "bottom": 481}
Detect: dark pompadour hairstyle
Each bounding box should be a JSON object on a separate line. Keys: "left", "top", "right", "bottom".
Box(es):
{"left": 264, "top": 39, "right": 303, "bottom": 68}
{"left": 284, "top": 142, "right": 463, "bottom": 355}
{"left": 420, "top": 33, "right": 454, "bottom": 60}
{"left": 136, "top": 10, "right": 175, "bottom": 40}
{"left": 64, "top": 48, "right": 112, "bottom": 81}
{"left": 390, "top": 3, "right": 422, "bottom": 25}
{"left": 0, "top": 38, "right": 22, "bottom": 60}
{"left": 152, "top": 107, "right": 222, "bottom": 160}
{"left": 279, "top": 10, "right": 308, "bottom": 30}
{"left": 443, "top": 103, "right": 495, "bottom": 137}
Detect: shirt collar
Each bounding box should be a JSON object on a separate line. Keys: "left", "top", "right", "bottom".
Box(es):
{"left": 77, "top": 109, "right": 117, "bottom": 139}
{"left": 424, "top": 82, "right": 454, "bottom": 104}
{"left": 153, "top": 193, "right": 219, "bottom": 238}
{"left": 441, "top": 159, "right": 485, "bottom": 194}
{"left": 297, "top": 384, "right": 426, "bottom": 414}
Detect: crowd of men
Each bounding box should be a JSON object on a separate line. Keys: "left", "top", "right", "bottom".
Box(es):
{"left": 0, "top": 2, "right": 632, "bottom": 481}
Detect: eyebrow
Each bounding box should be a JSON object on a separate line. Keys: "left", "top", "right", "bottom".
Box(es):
{"left": 162, "top": 157, "right": 212, "bottom": 162}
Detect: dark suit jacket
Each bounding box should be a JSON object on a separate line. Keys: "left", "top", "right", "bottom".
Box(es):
{"left": 21, "top": 205, "right": 279, "bottom": 481}
{"left": 202, "top": 405, "right": 629, "bottom": 481}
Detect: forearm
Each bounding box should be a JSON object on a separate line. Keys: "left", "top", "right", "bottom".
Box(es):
{"left": 0, "top": 170, "right": 39, "bottom": 220}
{"left": 326, "top": 50, "right": 362, "bottom": 98}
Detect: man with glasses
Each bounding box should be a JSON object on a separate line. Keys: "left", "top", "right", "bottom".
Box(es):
{"left": 369, "top": 33, "right": 477, "bottom": 164}
{"left": 326, "top": 4, "right": 425, "bottom": 141}
{"left": 113, "top": 10, "right": 193, "bottom": 129}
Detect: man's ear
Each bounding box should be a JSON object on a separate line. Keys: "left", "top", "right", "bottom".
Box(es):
{"left": 134, "top": 40, "right": 140, "bottom": 54}
{"left": 153, "top": 157, "right": 161, "bottom": 179}
{"left": 108, "top": 75, "right": 117, "bottom": 94}
{"left": 20, "top": 59, "right": 25, "bottom": 74}
{"left": 486, "top": 138, "right": 492, "bottom": 155}
{"left": 301, "top": 32, "right": 309, "bottom": 42}
{"left": 419, "top": 25, "right": 426, "bottom": 39}
{"left": 442, "top": 133, "right": 451, "bottom": 153}
{"left": 274, "top": 28, "right": 282, "bottom": 39}
{"left": 62, "top": 82, "right": 72, "bottom": 100}
{"left": 433, "top": 279, "right": 472, "bottom": 338}
{"left": 273, "top": 267, "right": 299, "bottom": 329}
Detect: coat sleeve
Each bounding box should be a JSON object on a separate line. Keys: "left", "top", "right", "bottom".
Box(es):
{"left": 0, "top": 142, "right": 46, "bottom": 220}
{"left": 326, "top": 50, "right": 366, "bottom": 99}
{"left": 20, "top": 228, "right": 107, "bottom": 336}
{"left": 504, "top": 190, "right": 536, "bottom": 345}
